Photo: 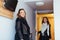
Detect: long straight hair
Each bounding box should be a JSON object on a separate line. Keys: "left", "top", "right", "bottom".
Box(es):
{"left": 17, "top": 8, "right": 26, "bottom": 19}
{"left": 42, "top": 17, "right": 50, "bottom": 25}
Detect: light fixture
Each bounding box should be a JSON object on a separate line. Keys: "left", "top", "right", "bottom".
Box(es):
{"left": 36, "top": 2, "right": 44, "bottom": 6}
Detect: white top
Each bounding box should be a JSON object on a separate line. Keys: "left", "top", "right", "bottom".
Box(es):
{"left": 41, "top": 23, "right": 49, "bottom": 36}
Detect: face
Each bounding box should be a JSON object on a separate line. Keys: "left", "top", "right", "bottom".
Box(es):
{"left": 19, "top": 10, "right": 25, "bottom": 18}
{"left": 43, "top": 18, "right": 47, "bottom": 23}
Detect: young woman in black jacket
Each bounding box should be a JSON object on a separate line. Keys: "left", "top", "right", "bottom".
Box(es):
{"left": 15, "top": 9, "right": 30, "bottom": 40}
{"left": 38, "top": 17, "right": 51, "bottom": 40}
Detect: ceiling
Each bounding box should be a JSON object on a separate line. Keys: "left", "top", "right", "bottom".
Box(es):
{"left": 25, "top": 0, "right": 53, "bottom": 13}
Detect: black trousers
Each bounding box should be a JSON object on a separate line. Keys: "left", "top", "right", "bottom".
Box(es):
{"left": 38, "top": 31, "right": 50, "bottom": 40}
{"left": 40, "top": 36, "right": 49, "bottom": 40}
{"left": 23, "top": 34, "right": 30, "bottom": 40}
{"left": 15, "top": 33, "right": 30, "bottom": 40}
{"left": 15, "top": 33, "right": 20, "bottom": 40}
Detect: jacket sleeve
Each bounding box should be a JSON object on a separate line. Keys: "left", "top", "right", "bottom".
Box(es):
{"left": 25, "top": 20, "right": 30, "bottom": 35}
{"left": 15, "top": 19, "right": 23, "bottom": 39}
{"left": 27, "top": 23, "right": 30, "bottom": 35}
{"left": 47, "top": 24, "right": 51, "bottom": 39}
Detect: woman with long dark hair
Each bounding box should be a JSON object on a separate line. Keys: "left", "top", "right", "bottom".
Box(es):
{"left": 15, "top": 9, "right": 30, "bottom": 40}
{"left": 38, "top": 17, "right": 51, "bottom": 40}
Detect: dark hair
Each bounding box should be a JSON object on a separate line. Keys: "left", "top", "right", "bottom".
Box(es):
{"left": 42, "top": 17, "right": 50, "bottom": 25}
{"left": 17, "top": 8, "right": 26, "bottom": 18}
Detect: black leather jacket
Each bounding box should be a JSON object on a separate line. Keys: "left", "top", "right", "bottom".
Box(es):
{"left": 15, "top": 17, "right": 30, "bottom": 39}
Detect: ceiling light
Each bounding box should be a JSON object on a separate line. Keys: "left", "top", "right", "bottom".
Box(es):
{"left": 36, "top": 2, "right": 44, "bottom": 6}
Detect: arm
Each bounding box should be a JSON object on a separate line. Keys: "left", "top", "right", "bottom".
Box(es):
{"left": 47, "top": 25, "right": 49, "bottom": 36}
{"left": 15, "top": 19, "right": 23, "bottom": 39}
{"left": 47, "top": 25, "right": 51, "bottom": 39}
{"left": 25, "top": 20, "right": 30, "bottom": 35}
{"left": 27, "top": 23, "right": 30, "bottom": 35}
{"left": 49, "top": 25, "right": 51, "bottom": 39}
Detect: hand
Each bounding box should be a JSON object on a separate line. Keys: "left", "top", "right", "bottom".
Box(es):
{"left": 29, "top": 34, "right": 31, "bottom": 37}
{"left": 49, "top": 39, "right": 51, "bottom": 40}
{"left": 21, "top": 39, "right": 24, "bottom": 40}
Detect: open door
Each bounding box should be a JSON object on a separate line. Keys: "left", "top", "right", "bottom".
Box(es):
{"left": 36, "top": 13, "right": 55, "bottom": 40}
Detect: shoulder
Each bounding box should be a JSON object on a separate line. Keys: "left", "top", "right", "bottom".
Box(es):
{"left": 16, "top": 18, "right": 20, "bottom": 22}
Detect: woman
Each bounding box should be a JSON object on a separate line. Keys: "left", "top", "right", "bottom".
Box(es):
{"left": 15, "top": 9, "right": 30, "bottom": 40}
{"left": 38, "top": 17, "right": 51, "bottom": 40}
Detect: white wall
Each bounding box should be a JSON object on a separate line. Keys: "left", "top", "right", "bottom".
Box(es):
{"left": 0, "top": 16, "right": 15, "bottom": 40}
{"left": 54, "top": 0, "right": 60, "bottom": 40}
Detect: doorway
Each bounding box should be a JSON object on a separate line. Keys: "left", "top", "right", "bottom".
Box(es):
{"left": 36, "top": 13, "right": 55, "bottom": 40}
